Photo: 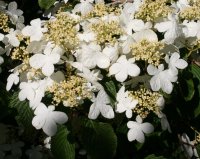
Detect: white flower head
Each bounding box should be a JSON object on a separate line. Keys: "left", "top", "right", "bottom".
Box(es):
{"left": 109, "top": 55, "right": 140, "bottom": 82}
{"left": 32, "top": 103, "right": 68, "bottom": 136}
{"left": 165, "top": 52, "right": 188, "bottom": 74}
{"left": 127, "top": 115, "right": 154, "bottom": 143}
{"left": 22, "top": 18, "right": 47, "bottom": 42}
{"left": 88, "top": 88, "right": 114, "bottom": 119}
{"left": 116, "top": 85, "right": 138, "bottom": 118}
{"left": 29, "top": 43, "right": 61, "bottom": 76}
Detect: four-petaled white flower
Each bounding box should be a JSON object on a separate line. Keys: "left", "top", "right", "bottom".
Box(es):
{"left": 88, "top": 88, "right": 114, "bottom": 119}
{"left": 165, "top": 52, "right": 188, "bottom": 74}
{"left": 6, "top": 1, "right": 23, "bottom": 24}
{"left": 147, "top": 64, "right": 178, "bottom": 94}
{"left": 109, "top": 55, "right": 140, "bottom": 82}
{"left": 18, "top": 81, "right": 40, "bottom": 103}
{"left": 127, "top": 115, "right": 154, "bottom": 143}
{"left": 22, "top": 18, "right": 47, "bottom": 42}
{"left": 183, "top": 20, "right": 200, "bottom": 39}
{"left": 154, "top": 14, "right": 182, "bottom": 44}
{"left": 5, "top": 29, "right": 20, "bottom": 47}
{"left": 116, "top": 85, "right": 138, "bottom": 118}
{"left": 29, "top": 43, "right": 61, "bottom": 76}
{"left": 32, "top": 103, "right": 68, "bottom": 136}
{"left": 77, "top": 43, "right": 111, "bottom": 69}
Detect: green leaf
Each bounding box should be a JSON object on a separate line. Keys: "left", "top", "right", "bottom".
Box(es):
{"left": 194, "top": 84, "right": 200, "bottom": 117}
{"left": 51, "top": 125, "right": 75, "bottom": 159}
{"left": 81, "top": 119, "right": 117, "bottom": 159}
{"left": 183, "top": 79, "right": 195, "bottom": 101}
{"left": 191, "top": 64, "right": 200, "bottom": 81}
{"left": 38, "top": 0, "right": 56, "bottom": 10}
{"left": 104, "top": 81, "right": 117, "bottom": 106}
{"left": 8, "top": 92, "right": 36, "bottom": 141}
{"left": 144, "top": 154, "right": 166, "bottom": 159}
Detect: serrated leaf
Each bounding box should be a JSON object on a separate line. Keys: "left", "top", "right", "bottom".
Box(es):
{"left": 51, "top": 125, "right": 75, "bottom": 159}
{"left": 144, "top": 154, "right": 166, "bottom": 159}
{"left": 8, "top": 92, "right": 36, "bottom": 141}
{"left": 38, "top": 0, "right": 56, "bottom": 10}
{"left": 81, "top": 119, "right": 117, "bottom": 159}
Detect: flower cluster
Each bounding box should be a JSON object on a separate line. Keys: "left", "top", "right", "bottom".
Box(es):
{"left": 2, "top": 0, "right": 199, "bottom": 146}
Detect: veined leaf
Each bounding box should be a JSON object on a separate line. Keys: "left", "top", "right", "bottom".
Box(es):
{"left": 8, "top": 92, "right": 36, "bottom": 141}
{"left": 51, "top": 125, "right": 75, "bottom": 159}
{"left": 38, "top": 0, "right": 56, "bottom": 10}
{"left": 81, "top": 119, "right": 117, "bottom": 159}
{"left": 183, "top": 79, "right": 195, "bottom": 101}
{"left": 191, "top": 64, "right": 200, "bottom": 81}
{"left": 144, "top": 154, "right": 166, "bottom": 159}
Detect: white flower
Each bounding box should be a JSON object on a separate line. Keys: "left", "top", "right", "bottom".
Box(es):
{"left": 0, "top": 33, "right": 4, "bottom": 41}
{"left": 22, "top": 18, "right": 47, "bottom": 42}
{"left": 109, "top": 55, "right": 140, "bottom": 82}
{"left": 147, "top": 64, "right": 178, "bottom": 94}
{"left": 32, "top": 103, "right": 68, "bottom": 136}
{"left": 124, "top": 19, "right": 152, "bottom": 35}
{"left": 77, "top": 43, "right": 110, "bottom": 69}
{"left": 159, "top": 113, "right": 171, "bottom": 133}
{"left": 6, "top": 71, "right": 19, "bottom": 91}
{"left": 29, "top": 43, "right": 61, "bottom": 76}
{"left": 44, "top": 137, "right": 51, "bottom": 149}
{"left": 18, "top": 81, "right": 39, "bottom": 102}
{"left": 116, "top": 86, "right": 138, "bottom": 118}
{"left": 154, "top": 14, "right": 182, "bottom": 44}
{"left": 180, "top": 133, "right": 199, "bottom": 158}
{"left": 5, "top": 29, "right": 20, "bottom": 47}
{"left": 73, "top": 0, "right": 94, "bottom": 15}
{"left": 77, "top": 32, "right": 95, "bottom": 42}
{"left": 121, "top": 35, "right": 135, "bottom": 54}
{"left": 183, "top": 20, "right": 200, "bottom": 39}
{"left": 132, "top": 29, "right": 158, "bottom": 42}
{"left": 64, "top": 0, "right": 68, "bottom": 3}
{"left": 6, "top": 1, "right": 23, "bottom": 24}
{"left": 88, "top": 89, "right": 114, "bottom": 119}
{"left": 176, "top": 0, "right": 190, "bottom": 11}
{"left": 122, "top": 0, "right": 142, "bottom": 16}
{"left": 27, "top": 40, "right": 47, "bottom": 54}
{"left": 127, "top": 115, "right": 154, "bottom": 143}
{"left": 165, "top": 52, "right": 188, "bottom": 74}
{"left": 0, "top": 56, "right": 3, "bottom": 65}
{"left": 77, "top": 67, "right": 103, "bottom": 89}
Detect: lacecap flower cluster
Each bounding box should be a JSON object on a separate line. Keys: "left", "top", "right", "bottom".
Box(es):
{"left": 1, "top": 0, "right": 200, "bottom": 149}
